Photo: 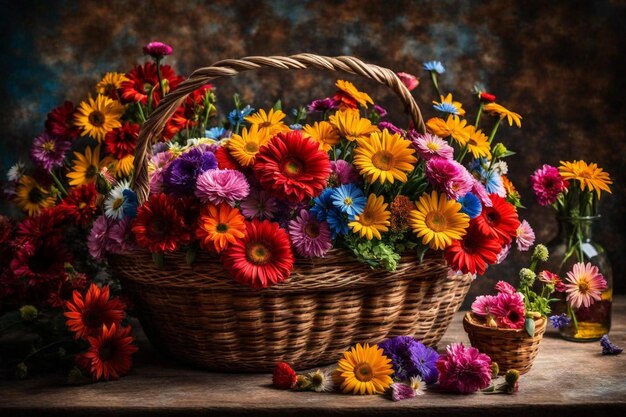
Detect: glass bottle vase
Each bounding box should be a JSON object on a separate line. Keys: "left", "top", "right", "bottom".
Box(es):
{"left": 546, "top": 216, "right": 613, "bottom": 342}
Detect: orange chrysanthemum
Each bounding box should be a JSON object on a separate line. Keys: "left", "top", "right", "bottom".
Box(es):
{"left": 196, "top": 203, "right": 246, "bottom": 253}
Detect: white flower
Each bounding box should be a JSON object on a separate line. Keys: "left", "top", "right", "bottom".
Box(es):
{"left": 7, "top": 161, "right": 26, "bottom": 182}
{"left": 307, "top": 369, "right": 333, "bottom": 393}
{"left": 493, "top": 161, "right": 508, "bottom": 175}
{"left": 410, "top": 375, "right": 426, "bottom": 396}
{"left": 104, "top": 180, "right": 131, "bottom": 220}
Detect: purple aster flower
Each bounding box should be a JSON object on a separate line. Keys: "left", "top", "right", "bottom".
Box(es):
{"left": 195, "top": 169, "right": 250, "bottom": 206}
{"left": 240, "top": 189, "right": 278, "bottom": 220}
{"left": 288, "top": 209, "right": 333, "bottom": 258}
{"left": 410, "top": 132, "right": 454, "bottom": 161}
{"left": 163, "top": 148, "right": 217, "bottom": 196}
{"left": 379, "top": 336, "right": 439, "bottom": 384}
{"left": 378, "top": 121, "right": 404, "bottom": 135}
{"left": 548, "top": 313, "right": 571, "bottom": 330}
{"left": 307, "top": 97, "right": 339, "bottom": 113}
{"left": 600, "top": 335, "right": 623, "bottom": 355}
{"left": 390, "top": 382, "right": 416, "bottom": 401}
{"left": 331, "top": 160, "right": 360, "bottom": 185}
{"left": 374, "top": 104, "right": 388, "bottom": 118}
{"left": 274, "top": 199, "right": 309, "bottom": 229}
{"left": 30, "top": 132, "right": 71, "bottom": 171}
{"left": 143, "top": 41, "right": 173, "bottom": 59}
{"left": 425, "top": 157, "right": 473, "bottom": 200}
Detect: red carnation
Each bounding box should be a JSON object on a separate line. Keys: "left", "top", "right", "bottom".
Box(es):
{"left": 474, "top": 194, "right": 520, "bottom": 245}
{"left": 272, "top": 362, "right": 297, "bottom": 389}
{"left": 45, "top": 101, "right": 80, "bottom": 140}
{"left": 480, "top": 92, "right": 496, "bottom": 103}
{"left": 105, "top": 122, "right": 140, "bottom": 160}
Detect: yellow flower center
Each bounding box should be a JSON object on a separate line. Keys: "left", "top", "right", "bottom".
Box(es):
{"left": 371, "top": 151, "right": 395, "bottom": 171}
{"left": 259, "top": 121, "right": 272, "bottom": 128}
{"left": 304, "top": 222, "right": 320, "bottom": 238}
{"left": 343, "top": 197, "right": 353, "bottom": 206}
{"left": 43, "top": 141, "right": 56, "bottom": 152}
{"left": 88, "top": 111, "right": 105, "bottom": 127}
{"left": 354, "top": 362, "right": 374, "bottom": 382}
{"left": 425, "top": 211, "right": 448, "bottom": 232}
{"left": 246, "top": 242, "right": 271, "bottom": 265}
{"left": 216, "top": 223, "right": 229, "bottom": 233}
{"left": 359, "top": 210, "right": 374, "bottom": 226}
{"left": 244, "top": 142, "right": 259, "bottom": 153}
{"left": 426, "top": 142, "right": 440, "bottom": 151}
{"left": 578, "top": 279, "right": 590, "bottom": 294}
{"left": 112, "top": 198, "right": 124, "bottom": 210}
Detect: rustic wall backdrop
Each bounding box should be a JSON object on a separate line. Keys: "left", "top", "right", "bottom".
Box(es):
{"left": 1, "top": 0, "right": 625, "bottom": 301}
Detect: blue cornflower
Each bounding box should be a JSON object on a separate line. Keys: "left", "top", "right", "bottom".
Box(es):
{"left": 484, "top": 170, "right": 505, "bottom": 195}
{"left": 121, "top": 189, "right": 138, "bottom": 219}
{"left": 330, "top": 184, "right": 366, "bottom": 216}
{"left": 600, "top": 335, "right": 623, "bottom": 355}
{"left": 310, "top": 188, "right": 334, "bottom": 221}
{"left": 227, "top": 105, "right": 255, "bottom": 125}
{"left": 548, "top": 314, "right": 571, "bottom": 330}
{"left": 423, "top": 61, "right": 445, "bottom": 74}
{"left": 433, "top": 102, "right": 460, "bottom": 115}
{"left": 326, "top": 208, "right": 349, "bottom": 238}
{"left": 457, "top": 192, "right": 482, "bottom": 219}
{"left": 205, "top": 126, "right": 229, "bottom": 140}
{"left": 289, "top": 124, "right": 303, "bottom": 130}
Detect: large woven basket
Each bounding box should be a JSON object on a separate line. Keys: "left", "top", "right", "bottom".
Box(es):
{"left": 113, "top": 54, "right": 474, "bottom": 372}
{"left": 463, "top": 312, "right": 547, "bottom": 375}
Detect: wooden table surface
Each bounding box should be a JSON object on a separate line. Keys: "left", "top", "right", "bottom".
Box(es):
{"left": 1, "top": 297, "right": 625, "bottom": 417}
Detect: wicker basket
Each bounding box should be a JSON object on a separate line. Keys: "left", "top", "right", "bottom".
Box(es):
{"left": 463, "top": 312, "right": 547, "bottom": 375}
{"left": 113, "top": 54, "right": 473, "bottom": 372}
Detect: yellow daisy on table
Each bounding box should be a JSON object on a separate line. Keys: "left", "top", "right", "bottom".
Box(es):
{"left": 95, "top": 72, "right": 128, "bottom": 98}
{"left": 75, "top": 95, "right": 124, "bottom": 142}
{"left": 349, "top": 194, "right": 391, "bottom": 240}
{"left": 66, "top": 145, "right": 112, "bottom": 187}
{"left": 335, "top": 343, "right": 394, "bottom": 395}
{"left": 329, "top": 109, "right": 379, "bottom": 142}
{"left": 335, "top": 80, "right": 374, "bottom": 108}
{"left": 433, "top": 93, "right": 465, "bottom": 116}
{"left": 302, "top": 121, "right": 340, "bottom": 152}
{"left": 409, "top": 190, "right": 469, "bottom": 250}
{"left": 244, "top": 108, "right": 288, "bottom": 136}
{"left": 13, "top": 176, "right": 56, "bottom": 216}
{"left": 227, "top": 124, "right": 271, "bottom": 167}
{"left": 558, "top": 160, "right": 612, "bottom": 198}
{"left": 426, "top": 115, "right": 473, "bottom": 146}
{"left": 466, "top": 126, "right": 492, "bottom": 159}
{"left": 352, "top": 129, "right": 417, "bottom": 184}
{"left": 483, "top": 103, "right": 522, "bottom": 128}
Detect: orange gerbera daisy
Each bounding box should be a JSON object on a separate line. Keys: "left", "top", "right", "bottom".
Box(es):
{"left": 64, "top": 284, "right": 126, "bottom": 340}
{"left": 196, "top": 203, "right": 246, "bottom": 253}
{"left": 558, "top": 160, "right": 612, "bottom": 198}
{"left": 334, "top": 80, "right": 374, "bottom": 108}
{"left": 426, "top": 115, "right": 473, "bottom": 146}
{"left": 86, "top": 323, "right": 138, "bottom": 381}
{"left": 302, "top": 121, "right": 341, "bottom": 152}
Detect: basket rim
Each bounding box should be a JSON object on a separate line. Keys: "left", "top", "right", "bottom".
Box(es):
{"left": 463, "top": 311, "right": 547, "bottom": 334}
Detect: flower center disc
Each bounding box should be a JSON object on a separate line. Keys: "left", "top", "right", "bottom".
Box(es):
{"left": 578, "top": 280, "right": 590, "bottom": 294}
{"left": 112, "top": 198, "right": 124, "bottom": 210}
{"left": 304, "top": 222, "right": 320, "bottom": 238}
{"left": 354, "top": 362, "right": 374, "bottom": 382}
{"left": 43, "top": 141, "right": 56, "bottom": 152}
{"left": 28, "top": 186, "right": 44, "bottom": 204}
{"left": 98, "top": 341, "right": 116, "bottom": 361}
{"left": 246, "top": 242, "right": 272, "bottom": 265}
{"left": 282, "top": 158, "right": 303, "bottom": 177}
{"left": 425, "top": 211, "right": 448, "bottom": 232}
{"left": 88, "top": 111, "right": 105, "bottom": 127}
{"left": 259, "top": 121, "right": 272, "bottom": 128}
{"left": 216, "top": 223, "right": 229, "bottom": 233}
{"left": 485, "top": 208, "right": 500, "bottom": 225}
{"left": 86, "top": 165, "right": 98, "bottom": 181}
{"left": 371, "top": 151, "right": 395, "bottom": 171}
{"left": 244, "top": 142, "right": 259, "bottom": 153}
{"left": 426, "top": 142, "right": 440, "bottom": 151}
{"left": 359, "top": 211, "right": 374, "bottom": 226}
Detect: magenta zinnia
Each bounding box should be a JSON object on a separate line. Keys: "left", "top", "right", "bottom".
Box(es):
{"left": 490, "top": 292, "right": 525, "bottom": 329}
{"left": 425, "top": 157, "right": 474, "bottom": 200}
{"left": 436, "top": 343, "right": 492, "bottom": 394}
{"left": 288, "top": 209, "right": 332, "bottom": 258}
{"left": 530, "top": 164, "right": 568, "bottom": 206}
{"left": 564, "top": 262, "right": 607, "bottom": 309}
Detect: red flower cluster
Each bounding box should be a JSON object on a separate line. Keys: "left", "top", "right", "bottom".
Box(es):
{"left": 131, "top": 193, "right": 191, "bottom": 253}
{"left": 59, "top": 183, "right": 99, "bottom": 226}
{"left": 45, "top": 101, "right": 80, "bottom": 141}
{"left": 105, "top": 122, "right": 140, "bottom": 160}
{"left": 120, "top": 63, "right": 184, "bottom": 106}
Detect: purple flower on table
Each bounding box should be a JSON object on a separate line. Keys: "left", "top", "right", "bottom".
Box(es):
{"left": 600, "top": 335, "right": 623, "bottom": 355}
{"left": 195, "top": 169, "right": 250, "bottom": 206}
{"left": 30, "top": 132, "right": 71, "bottom": 171}
{"left": 163, "top": 148, "right": 217, "bottom": 196}
{"left": 379, "top": 335, "right": 439, "bottom": 384}
{"left": 548, "top": 313, "right": 571, "bottom": 330}
{"left": 143, "top": 41, "right": 173, "bottom": 59}
{"left": 436, "top": 343, "right": 492, "bottom": 394}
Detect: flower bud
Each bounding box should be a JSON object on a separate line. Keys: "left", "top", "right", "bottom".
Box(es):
{"left": 505, "top": 369, "right": 520, "bottom": 385}
{"left": 143, "top": 41, "right": 173, "bottom": 60}
{"left": 19, "top": 305, "right": 38, "bottom": 321}
{"left": 519, "top": 268, "right": 536, "bottom": 286}
{"left": 491, "top": 143, "right": 508, "bottom": 159}
{"left": 491, "top": 362, "right": 500, "bottom": 378}
{"left": 533, "top": 244, "right": 549, "bottom": 262}
{"left": 294, "top": 374, "right": 311, "bottom": 391}
{"left": 480, "top": 92, "right": 496, "bottom": 102}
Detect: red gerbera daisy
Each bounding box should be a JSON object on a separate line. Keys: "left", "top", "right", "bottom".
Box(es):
{"left": 120, "top": 63, "right": 184, "bottom": 106}
{"left": 253, "top": 131, "right": 330, "bottom": 203}
{"left": 474, "top": 194, "right": 520, "bottom": 245}
{"left": 85, "top": 323, "right": 138, "bottom": 381}
{"left": 64, "top": 283, "right": 126, "bottom": 340}
{"left": 45, "top": 101, "right": 80, "bottom": 140}
{"left": 215, "top": 146, "right": 242, "bottom": 171}
{"left": 131, "top": 193, "right": 190, "bottom": 252}
{"left": 221, "top": 219, "right": 294, "bottom": 289}
{"left": 445, "top": 221, "right": 502, "bottom": 275}
{"left": 59, "top": 183, "right": 98, "bottom": 226}
{"left": 105, "top": 122, "right": 140, "bottom": 160}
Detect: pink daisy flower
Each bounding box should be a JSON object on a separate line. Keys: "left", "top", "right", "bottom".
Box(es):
{"left": 539, "top": 270, "right": 566, "bottom": 292}
{"left": 195, "top": 169, "right": 250, "bottom": 206}
{"left": 240, "top": 189, "right": 278, "bottom": 220}
{"left": 411, "top": 133, "right": 454, "bottom": 161}
{"left": 425, "top": 157, "right": 474, "bottom": 200}
{"left": 515, "top": 220, "right": 535, "bottom": 251}
{"left": 288, "top": 209, "right": 333, "bottom": 258}
{"left": 495, "top": 280, "right": 516, "bottom": 295}
{"left": 331, "top": 160, "right": 360, "bottom": 185}
{"left": 436, "top": 343, "right": 492, "bottom": 394}
{"left": 31, "top": 132, "right": 71, "bottom": 171}
{"left": 530, "top": 164, "right": 568, "bottom": 206}
{"left": 565, "top": 262, "right": 607, "bottom": 309}
{"left": 490, "top": 292, "right": 525, "bottom": 329}
{"left": 471, "top": 295, "right": 497, "bottom": 316}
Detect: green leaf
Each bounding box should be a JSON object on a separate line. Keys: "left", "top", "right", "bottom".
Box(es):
{"left": 524, "top": 318, "right": 535, "bottom": 337}
{"left": 273, "top": 99, "right": 282, "bottom": 111}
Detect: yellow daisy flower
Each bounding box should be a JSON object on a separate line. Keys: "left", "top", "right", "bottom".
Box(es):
{"left": 13, "top": 176, "right": 56, "bottom": 216}
{"left": 336, "top": 80, "right": 374, "bottom": 108}
{"left": 66, "top": 145, "right": 112, "bottom": 187}
{"left": 409, "top": 190, "right": 469, "bottom": 250}
{"left": 426, "top": 115, "right": 473, "bottom": 146}
{"left": 111, "top": 154, "right": 135, "bottom": 178}
{"left": 302, "top": 121, "right": 341, "bottom": 152}
{"left": 559, "top": 160, "right": 612, "bottom": 198}
{"left": 483, "top": 103, "right": 522, "bottom": 128}
{"left": 433, "top": 93, "right": 465, "bottom": 116}
{"left": 329, "top": 109, "right": 379, "bottom": 142}
{"left": 75, "top": 95, "right": 124, "bottom": 142}
{"left": 349, "top": 194, "right": 391, "bottom": 240}
{"left": 466, "top": 126, "right": 492, "bottom": 159}
{"left": 335, "top": 343, "right": 393, "bottom": 395}
{"left": 95, "top": 72, "right": 129, "bottom": 97}
{"left": 244, "top": 108, "right": 288, "bottom": 136}
{"left": 226, "top": 124, "right": 271, "bottom": 167}
{"left": 352, "top": 129, "right": 417, "bottom": 184}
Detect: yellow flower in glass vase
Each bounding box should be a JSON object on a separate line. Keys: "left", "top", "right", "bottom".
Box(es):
{"left": 433, "top": 93, "right": 465, "bottom": 116}
{"left": 245, "top": 108, "right": 288, "bottom": 136}
{"left": 352, "top": 129, "right": 417, "bottom": 184}
{"left": 483, "top": 103, "right": 522, "bottom": 128}
{"left": 559, "top": 160, "right": 612, "bottom": 198}
{"left": 426, "top": 115, "right": 473, "bottom": 146}
{"left": 66, "top": 145, "right": 112, "bottom": 187}
{"left": 75, "top": 95, "right": 124, "bottom": 142}
{"left": 335, "top": 343, "right": 393, "bottom": 395}
{"left": 14, "top": 176, "right": 56, "bottom": 216}
{"left": 95, "top": 72, "right": 129, "bottom": 98}
{"left": 409, "top": 190, "right": 469, "bottom": 250}
{"left": 227, "top": 124, "right": 271, "bottom": 167}
{"left": 466, "top": 126, "right": 492, "bottom": 159}
{"left": 302, "top": 121, "right": 340, "bottom": 152}
{"left": 349, "top": 194, "right": 391, "bottom": 240}
{"left": 329, "top": 109, "right": 379, "bottom": 142}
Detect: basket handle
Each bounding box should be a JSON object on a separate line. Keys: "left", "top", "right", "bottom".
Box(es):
{"left": 132, "top": 53, "right": 427, "bottom": 203}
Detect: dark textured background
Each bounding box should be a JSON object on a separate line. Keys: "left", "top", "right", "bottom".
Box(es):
{"left": 1, "top": 0, "right": 625, "bottom": 301}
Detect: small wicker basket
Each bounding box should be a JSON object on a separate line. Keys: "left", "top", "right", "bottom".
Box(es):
{"left": 463, "top": 312, "right": 547, "bottom": 375}
{"left": 112, "top": 54, "right": 474, "bottom": 372}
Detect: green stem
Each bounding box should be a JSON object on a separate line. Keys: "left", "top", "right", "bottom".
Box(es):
{"left": 430, "top": 72, "right": 443, "bottom": 98}
{"left": 475, "top": 104, "right": 484, "bottom": 127}
{"left": 22, "top": 340, "right": 65, "bottom": 363}
{"left": 567, "top": 303, "right": 579, "bottom": 332}
{"left": 50, "top": 171, "right": 68, "bottom": 197}
{"left": 487, "top": 118, "right": 502, "bottom": 145}
{"left": 457, "top": 144, "right": 469, "bottom": 164}
{"left": 137, "top": 103, "right": 147, "bottom": 123}
{"left": 156, "top": 57, "right": 165, "bottom": 98}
